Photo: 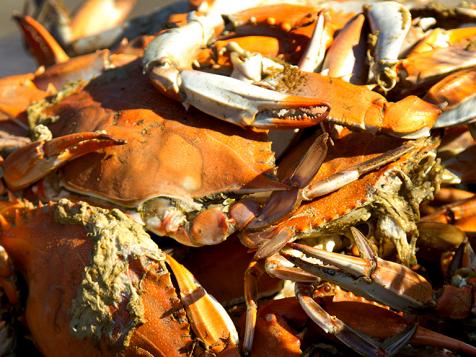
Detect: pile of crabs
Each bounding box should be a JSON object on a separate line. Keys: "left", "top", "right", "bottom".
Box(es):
{"left": 1, "top": 0, "right": 476, "bottom": 355}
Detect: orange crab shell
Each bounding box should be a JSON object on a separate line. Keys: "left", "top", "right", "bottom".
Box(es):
{"left": 289, "top": 136, "right": 438, "bottom": 231}
{"left": 0, "top": 73, "right": 49, "bottom": 120}
{"left": 237, "top": 298, "right": 307, "bottom": 357}
{"left": 0, "top": 199, "right": 197, "bottom": 356}
{"left": 32, "top": 60, "right": 283, "bottom": 207}
{"left": 245, "top": 131, "right": 439, "bottom": 249}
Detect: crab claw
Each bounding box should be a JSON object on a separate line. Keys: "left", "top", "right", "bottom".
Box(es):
{"left": 367, "top": 1, "right": 411, "bottom": 91}
{"left": 3, "top": 132, "right": 125, "bottom": 191}
{"left": 165, "top": 255, "right": 239, "bottom": 353}
{"left": 13, "top": 15, "right": 69, "bottom": 67}
{"left": 282, "top": 228, "right": 434, "bottom": 313}
{"left": 143, "top": 7, "right": 329, "bottom": 130}
{"left": 179, "top": 70, "right": 330, "bottom": 129}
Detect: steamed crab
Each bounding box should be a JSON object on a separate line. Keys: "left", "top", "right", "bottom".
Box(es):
{"left": 243, "top": 130, "right": 442, "bottom": 265}
{"left": 3, "top": 59, "right": 309, "bottom": 247}
{"left": 142, "top": 0, "right": 442, "bottom": 137}
{"left": 237, "top": 130, "right": 443, "bottom": 352}
{"left": 3, "top": 0, "right": 476, "bottom": 355}
{"left": 0, "top": 198, "right": 238, "bottom": 356}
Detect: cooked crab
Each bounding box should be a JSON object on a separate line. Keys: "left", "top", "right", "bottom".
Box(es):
{"left": 0, "top": 198, "right": 238, "bottom": 356}
{"left": 243, "top": 227, "right": 476, "bottom": 356}
{"left": 3, "top": 60, "right": 289, "bottom": 247}
{"left": 142, "top": 0, "right": 440, "bottom": 137}
{"left": 243, "top": 129, "right": 441, "bottom": 266}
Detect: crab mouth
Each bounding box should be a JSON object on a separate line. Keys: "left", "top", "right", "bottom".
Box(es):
{"left": 257, "top": 104, "right": 329, "bottom": 126}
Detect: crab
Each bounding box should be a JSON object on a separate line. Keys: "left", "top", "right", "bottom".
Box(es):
{"left": 242, "top": 226, "right": 476, "bottom": 356}
{"left": 141, "top": 0, "right": 441, "bottom": 137}
{"left": 3, "top": 59, "right": 293, "bottom": 247}
{"left": 235, "top": 130, "right": 443, "bottom": 351}
{"left": 0, "top": 198, "right": 238, "bottom": 356}
{"left": 243, "top": 129, "right": 441, "bottom": 265}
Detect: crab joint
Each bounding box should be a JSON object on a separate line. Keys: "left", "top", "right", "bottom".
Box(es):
{"left": 4, "top": 132, "right": 125, "bottom": 191}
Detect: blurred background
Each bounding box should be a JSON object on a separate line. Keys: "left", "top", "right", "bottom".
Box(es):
{"left": 0, "top": 0, "right": 175, "bottom": 76}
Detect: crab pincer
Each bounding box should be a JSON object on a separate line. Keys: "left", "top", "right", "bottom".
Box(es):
{"left": 3, "top": 132, "right": 125, "bottom": 191}
{"left": 283, "top": 227, "right": 434, "bottom": 313}
{"left": 143, "top": 2, "right": 330, "bottom": 130}
{"left": 366, "top": 1, "right": 411, "bottom": 91}
{"left": 28, "top": 0, "right": 137, "bottom": 54}
{"left": 13, "top": 15, "right": 70, "bottom": 67}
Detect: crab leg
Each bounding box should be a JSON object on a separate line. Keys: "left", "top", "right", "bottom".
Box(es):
{"left": 366, "top": 1, "right": 411, "bottom": 91}
{"left": 298, "top": 10, "right": 327, "bottom": 72}
{"left": 14, "top": 15, "right": 70, "bottom": 67}
{"left": 3, "top": 132, "right": 125, "bottom": 191}
{"left": 248, "top": 132, "right": 329, "bottom": 230}
{"left": 165, "top": 255, "right": 239, "bottom": 353}
{"left": 421, "top": 196, "right": 476, "bottom": 225}
{"left": 425, "top": 68, "right": 476, "bottom": 108}
{"left": 243, "top": 256, "right": 316, "bottom": 354}
{"left": 243, "top": 261, "right": 261, "bottom": 355}
{"left": 295, "top": 282, "right": 417, "bottom": 357}
{"left": 320, "top": 13, "right": 367, "bottom": 84}
{"left": 263, "top": 70, "right": 439, "bottom": 138}
{"left": 282, "top": 228, "right": 434, "bottom": 312}
{"left": 427, "top": 69, "right": 476, "bottom": 128}
{"left": 302, "top": 139, "right": 419, "bottom": 199}
{"left": 398, "top": 44, "right": 476, "bottom": 93}
{"left": 414, "top": 326, "right": 476, "bottom": 356}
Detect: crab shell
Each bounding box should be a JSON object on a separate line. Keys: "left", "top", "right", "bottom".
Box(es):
{"left": 0, "top": 199, "right": 238, "bottom": 356}
{"left": 238, "top": 298, "right": 307, "bottom": 356}
{"left": 26, "top": 60, "right": 284, "bottom": 245}
{"left": 0, "top": 46, "right": 142, "bottom": 122}
{"left": 246, "top": 131, "right": 441, "bottom": 265}
{"left": 0, "top": 73, "right": 49, "bottom": 120}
